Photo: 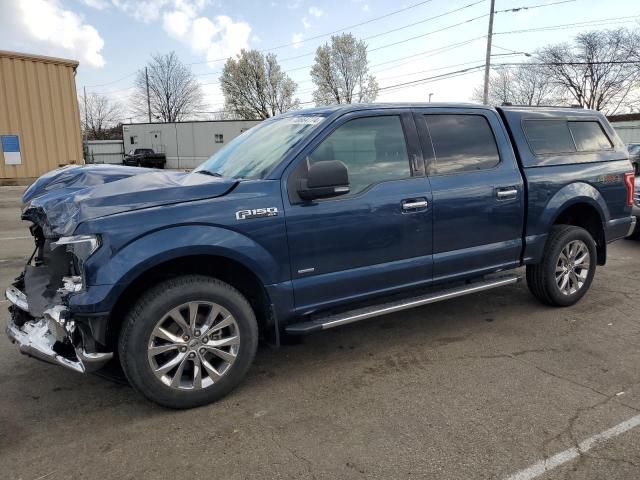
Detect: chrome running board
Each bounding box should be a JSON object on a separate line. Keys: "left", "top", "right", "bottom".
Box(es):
{"left": 285, "top": 274, "right": 521, "bottom": 335}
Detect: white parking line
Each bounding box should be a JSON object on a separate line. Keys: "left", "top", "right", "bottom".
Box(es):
{"left": 0, "top": 236, "right": 30, "bottom": 241}
{"left": 504, "top": 414, "right": 640, "bottom": 480}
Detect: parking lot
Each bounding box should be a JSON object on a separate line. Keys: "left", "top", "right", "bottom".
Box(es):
{"left": 0, "top": 185, "right": 639, "bottom": 480}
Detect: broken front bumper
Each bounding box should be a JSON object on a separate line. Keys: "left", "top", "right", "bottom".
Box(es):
{"left": 5, "top": 285, "right": 113, "bottom": 373}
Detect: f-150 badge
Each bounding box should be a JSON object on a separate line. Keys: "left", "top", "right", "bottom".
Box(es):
{"left": 236, "top": 207, "right": 278, "bottom": 220}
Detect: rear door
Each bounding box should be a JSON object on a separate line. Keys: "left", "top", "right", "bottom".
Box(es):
{"left": 413, "top": 108, "right": 524, "bottom": 282}
{"left": 283, "top": 110, "right": 433, "bottom": 313}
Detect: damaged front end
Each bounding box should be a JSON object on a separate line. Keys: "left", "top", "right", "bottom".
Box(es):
{"left": 5, "top": 208, "right": 112, "bottom": 373}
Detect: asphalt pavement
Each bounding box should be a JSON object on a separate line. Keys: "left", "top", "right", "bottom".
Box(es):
{"left": 1, "top": 185, "right": 639, "bottom": 479}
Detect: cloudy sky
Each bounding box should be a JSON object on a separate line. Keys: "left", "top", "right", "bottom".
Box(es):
{"left": 1, "top": 0, "right": 638, "bottom": 121}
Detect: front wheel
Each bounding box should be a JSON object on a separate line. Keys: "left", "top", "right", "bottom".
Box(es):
{"left": 118, "top": 275, "right": 258, "bottom": 409}
{"left": 526, "top": 225, "right": 597, "bottom": 307}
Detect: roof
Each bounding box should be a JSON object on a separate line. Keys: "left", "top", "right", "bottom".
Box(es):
{"left": 607, "top": 113, "right": 640, "bottom": 123}
{"left": 283, "top": 102, "right": 492, "bottom": 116}
{"left": 0, "top": 50, "right": 79, "bottom": 68}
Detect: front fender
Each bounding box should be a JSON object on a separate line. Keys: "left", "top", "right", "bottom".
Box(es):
{"left": 87, "top": 225, "right": 282, "bottom": 287}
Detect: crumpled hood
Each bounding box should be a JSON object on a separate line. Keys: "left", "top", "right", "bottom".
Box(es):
{"left": 23, "top": 164, "right": 237, "bottom": 236}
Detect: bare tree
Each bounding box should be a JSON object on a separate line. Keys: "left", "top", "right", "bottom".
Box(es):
{"left": 538, "top": 28, "right": 640, "bottom": 114}
{"left": 80, "top": 93, "right": 123, "bottom": 140}
{"left": 131, "top": 52, "right": 204, "bottom": 122}
{"left": 472, "top": 63, "right": 562, "bottom": 106}
{"left": 311, "top": 33, "right": 379, "bottom": 106}
{"left": 221, "top": 50, "right": 299, "bottom": 119}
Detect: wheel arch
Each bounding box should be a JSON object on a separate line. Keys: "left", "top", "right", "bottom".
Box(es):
{"left": 549, "top": 197, "right": 607, "bottom": 265}
{"left": 107, "top": 253, "right": 274, "bottom": 349}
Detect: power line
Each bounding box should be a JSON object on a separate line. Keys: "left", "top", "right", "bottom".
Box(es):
{"left": 273, "top": 9, "right": 491, "bottom": 65}
{"left": 495, "top": 60, "right": 640, "bottom": 66}
{"left": 495, "top": 15, "right": 640, "bottom": 35}
{"left": 196, "top": 36, "right": 487, "bottom": 91}
{"left": 84, "top": 71, "right": 137, "bottom": 88}
{"left": 119, "top": 35, "right": 487, "bottom": 95}
{"left": 186, "top": 0, "right": 574, "bottom": 73}
{"left": 368, "top": 14, "right": 489, "bottom": 54}
{"left": 134, "top": 65, "right": 487, "bottom": 118}
{"left": 295, "top": 58, "right": 491, "bottom": 96}
{"left": 494, "top": 0, "right": 575, "bottom": 14}
{"left": 88, "top": 0, "right": 573, "bottom": 93}
{"left": 361, "top": 0, "right": 486, "bottom": 41}
{"left": 87, "top": 0, "right": 486, "bottom": 88}
{"left": 185, "top": 0, "right": 439, "bottom": 65}
{"left": 89, "top": 5, "right": 634, "bottom": 105}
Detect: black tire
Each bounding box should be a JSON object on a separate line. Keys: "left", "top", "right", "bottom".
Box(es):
{"left": 526, "top": 225, "right": 597, "bottom": 307}
{"left": 118, "top": 275, "right": 258, "bottom": 409}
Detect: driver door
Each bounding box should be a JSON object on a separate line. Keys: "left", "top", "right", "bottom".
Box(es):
{"left": 282, "top": 110, "right": 434, "bottom": 314}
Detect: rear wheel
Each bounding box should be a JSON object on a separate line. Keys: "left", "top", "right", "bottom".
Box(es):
{"left": 118, "top": 275, "right": 258, "bottom": 408}
{"left": 526, "top": 225, "right": 597, "bottom": 307}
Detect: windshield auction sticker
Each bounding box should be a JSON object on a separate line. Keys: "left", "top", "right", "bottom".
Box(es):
{"left": 289, "top": 116, "right": 323, "bottom": 125}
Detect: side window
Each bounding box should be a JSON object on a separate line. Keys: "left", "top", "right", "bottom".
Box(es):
{"left": 425, "top": 114, "right": 500, "bottom": 175}
{"left": 523, "top": 120, "right": 576, "bottom": 155}
{"left": 568, "top": 121, "right": 612, "bottom": 151}
{"left": 215, "top": 133, "right": 224, "bottom": 144}
{"left": 309, "top": 116, "right": 411, "bottom": 195}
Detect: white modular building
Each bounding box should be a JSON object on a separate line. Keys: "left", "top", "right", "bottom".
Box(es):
{"left": 122, "top": 119, "right": 262, "bottom": 169}
{"left": 608, "top": 114, "right": 640, "bottom": 144}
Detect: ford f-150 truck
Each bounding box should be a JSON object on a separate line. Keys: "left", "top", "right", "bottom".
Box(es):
{"left": 5, "top": 103, "right": 637, "bottom": 408}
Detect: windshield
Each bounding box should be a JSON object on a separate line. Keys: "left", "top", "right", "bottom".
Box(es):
{"left": 194, "top": 114, "right": 326, "bottom": 179}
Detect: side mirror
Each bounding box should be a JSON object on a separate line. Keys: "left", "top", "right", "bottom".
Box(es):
{"left": 297, "top": 160, "right": 350, "bottom": 201}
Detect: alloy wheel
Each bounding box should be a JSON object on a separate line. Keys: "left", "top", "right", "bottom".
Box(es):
{"left": 147, "top": 301, "right": 240, "bottom": 390}
{"left": 555, "top": 239, "right": 590, "bottom": 296}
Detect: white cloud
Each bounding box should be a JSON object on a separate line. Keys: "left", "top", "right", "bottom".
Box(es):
{"left": 163, "top": 9, "right": 251, "bottom": 63}
{"left": 163, "top": 9, "right": 191, "bottom": 37}
{"left": 362, "top": 4, "right": 370, "bottom": 12}
{"left": 291, "top": 32, "right": 304, "bottom": 49}
{"left": 110, "top": 0, "right": 171, "bottom": 23}
{"left": 302, "top": 16, "right": 311, "bottom": 29}
{"left": 308, "top": 6, "right": 323, "bottom": 17}
{"left": 79, "top": 0, "right": 110, "bottom": 9}
{"left": 80, "top": 0, "right": 251, "bottom": 64}
{"left": 0, "top": 0, "right": 105, "bottom": 67}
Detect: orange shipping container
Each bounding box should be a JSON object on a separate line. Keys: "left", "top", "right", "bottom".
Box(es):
{"left": 0, "top": 50, "right": 83, "bottom": 185}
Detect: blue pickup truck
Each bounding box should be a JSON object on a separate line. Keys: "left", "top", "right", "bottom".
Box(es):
{"left": 6, "top": 103, "right": 636, "bottom": 408}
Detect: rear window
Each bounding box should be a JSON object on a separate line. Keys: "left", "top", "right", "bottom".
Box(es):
{"left": 523, "top": 119, "right": 612, "bottom": 155}
{"left": 522, "top": 120, "right": 575, "bottom": 155}
{"left": 568, "top": 121, "right": 612, "bottom": 151}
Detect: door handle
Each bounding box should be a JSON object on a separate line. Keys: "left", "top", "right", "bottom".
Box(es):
{"left": 496, "top": 187, "right": 518, "bottom": 200}
{"left": 402, "top": 199, "right": 428, "bottom": 211}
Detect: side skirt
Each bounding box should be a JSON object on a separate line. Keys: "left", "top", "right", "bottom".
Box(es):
{"left": 285, "top": 274, "right": 521, "bottom": 335}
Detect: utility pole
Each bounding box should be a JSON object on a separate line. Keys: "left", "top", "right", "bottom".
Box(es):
{"left": 428, "top": 93, "right": 434, "bottom": 103}
{"left": 145, "top": 66, "right": 152, "bottom": 123}
{"left": 482, "top": 0, "right": 496, "bottom": 105}
{"left": 83, "top": 86, "right": 88, "bottom": 162}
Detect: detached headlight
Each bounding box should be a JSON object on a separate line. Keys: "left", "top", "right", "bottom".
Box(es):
{"left": 52, "top": 234, "right": 101, "bottom": 261}
{"left": 52, "top": 235, "right": 101, "bottom": 294}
